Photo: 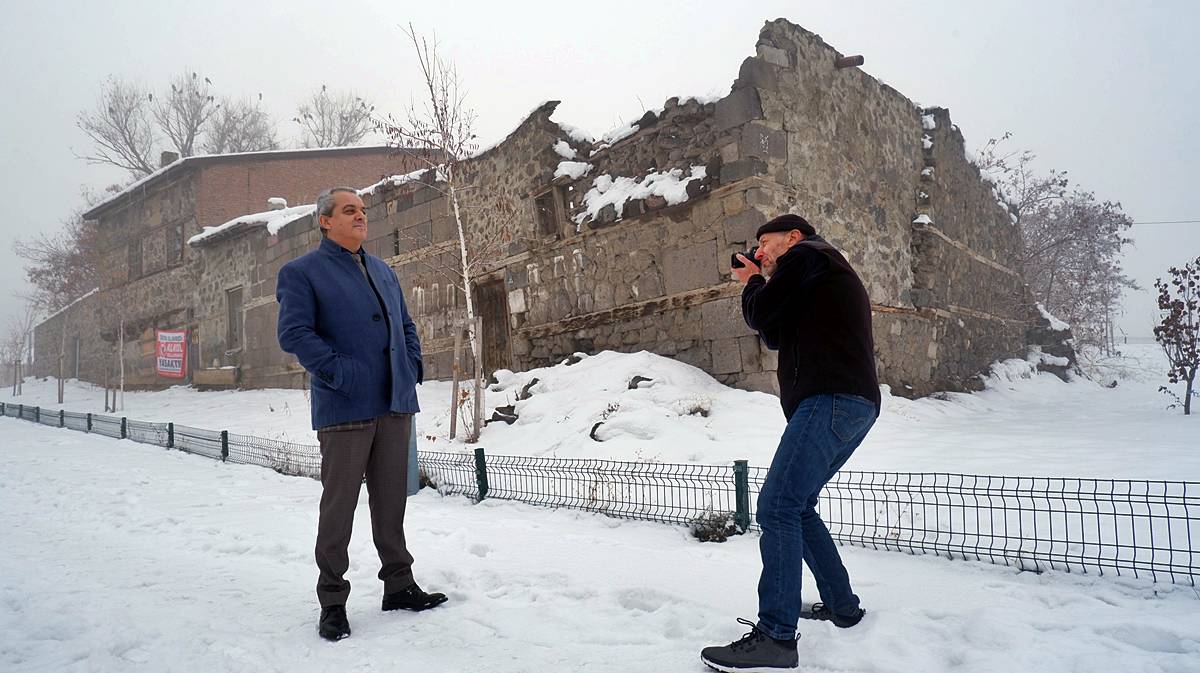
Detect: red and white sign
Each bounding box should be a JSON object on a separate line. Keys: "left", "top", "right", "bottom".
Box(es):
{"left": 155, "top": 329, "right": 188, "bottom": 379}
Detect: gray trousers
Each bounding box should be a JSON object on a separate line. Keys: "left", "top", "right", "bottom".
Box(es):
{"left": 315, "top": 412, "right": 415, "bottom": 607}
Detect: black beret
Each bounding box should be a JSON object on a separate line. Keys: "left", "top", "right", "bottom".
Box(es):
{"left": 755, "top": 214, "right": 816, "bottom": 239}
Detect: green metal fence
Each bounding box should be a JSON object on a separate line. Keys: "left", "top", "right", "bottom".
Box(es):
{"left": 2, "top": 400, "right": 1197, "bottom": 586}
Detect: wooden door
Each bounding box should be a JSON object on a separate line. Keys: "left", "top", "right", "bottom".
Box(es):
{"left": 472, "top": 279, "right": 511, "bottom": 376}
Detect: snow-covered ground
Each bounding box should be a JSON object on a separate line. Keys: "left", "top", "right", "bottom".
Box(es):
{"left": 6, "top": 343, "right": 1197, "bottom": 479}
{"left": 2, "top": 421, "right": 1197, "bottom": 673}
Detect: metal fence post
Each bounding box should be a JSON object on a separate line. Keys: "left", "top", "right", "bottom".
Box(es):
{"left": 35, "top": 406, "right": 40, "bottom": 424}
{"left": 59, "top": 410, "right": 65, "bottom": 428}
{"left": 86, "top": 413, "right": 92, "bottom": 432}
{"left": 167, "top": 422, "right": 174, "bottom": 449}
{"left": 221, "top": 430, "right": 229, "bottom": 462}
{"left": 733, "top": 459, "right": 751, "bottom": 533}
{"left": 18, "top": 404, "right": 23, "bottom": 420}
{"left": 120, "top": 417, "right": 127, "bottom": 439}
{"left": 474, "top": 447, "right": 489, "bottom": 501}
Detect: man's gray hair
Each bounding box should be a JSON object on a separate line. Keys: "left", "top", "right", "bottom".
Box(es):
{"left": 315, "top": 186, "right": 358, "bottom": 236}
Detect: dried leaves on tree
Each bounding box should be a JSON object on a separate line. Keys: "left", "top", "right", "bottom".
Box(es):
{"left": 1154, "top": 257, "right": 1200, "bottom": 414}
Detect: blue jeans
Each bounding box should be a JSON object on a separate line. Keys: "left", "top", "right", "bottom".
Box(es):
{"left": 756, "top": 393, "right": 878, "bottom": 640}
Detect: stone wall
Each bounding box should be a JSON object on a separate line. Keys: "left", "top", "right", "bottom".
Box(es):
{"left": 227, "top": 19, "right": 1047, "bottom": 398}
{"left": 35, "top": 149, "right": 416, "bottom": 389}
{"left": 94, "top": 19, "right": 1061, "bottom": 401}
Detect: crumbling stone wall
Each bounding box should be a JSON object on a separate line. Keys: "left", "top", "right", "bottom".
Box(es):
{"left": 331, "top": 19, "right": 1045, "bottom": 398}
{"left": 159, "top": 19, "right": 1057, "bottom": 400}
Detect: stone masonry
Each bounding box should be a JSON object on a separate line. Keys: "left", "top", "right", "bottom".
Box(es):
{"left": 55, "top": 20, "right": 1070, "bottom": 400}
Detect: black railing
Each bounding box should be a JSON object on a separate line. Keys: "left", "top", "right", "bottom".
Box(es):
{"left": 2, "top": 400, "right": 1196, "bottom": 586}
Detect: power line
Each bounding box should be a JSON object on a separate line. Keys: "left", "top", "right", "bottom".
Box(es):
{"left": 1131, "top": 220, "right": 1200, "bottom": 226}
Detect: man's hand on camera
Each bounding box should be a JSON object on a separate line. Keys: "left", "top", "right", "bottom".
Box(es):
{"left": 731, "top": 254, "right": 761, "bottom": 284}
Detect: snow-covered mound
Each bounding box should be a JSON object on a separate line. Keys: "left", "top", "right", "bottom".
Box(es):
{"left": 5, "top": 344, "right": 1195, "bottom": 479}
{"left": 420, "top": 350, "right": 783, "bottom": 463}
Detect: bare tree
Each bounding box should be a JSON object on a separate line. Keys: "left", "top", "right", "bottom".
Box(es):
{"left": 4, "top": 303, "right": 36, "bottom": 396}
{"left": 977, "top": 136, "right": 1136, "bottom": 352}
{"left": 203, "top": 94, "right": 280, "bottom": 154}
{"left": 12, "top": 207, "right": 101, "bottom": 314}
{"left": 153, "top": 71, "right": 219, "bottom": 158}
{"left": 13, "top": 198, "right": 109, "bottom": 403}
{"left": 377, "top": 26, "right": 522, "bottom": 442}
{"left": 1154, "top": 256, "right": 1200, "bottom": 415}
{"left": 294, "top": 85, "right": 376, "bottom": 148}
{"left": 76, "top": 77, "right": 157, "bottom": 176}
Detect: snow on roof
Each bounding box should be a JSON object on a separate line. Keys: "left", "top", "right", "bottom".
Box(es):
{"left": 357, "top": 167, "right": 433, "bottom": 196}
{"left": 573, "top": 166, "right": 706, "bottom": 224}
{"left": 554, "top": 161, "right": 593, "bottom": 180}
{"left": 84, "top": 145, "right": 396, "bottom": 219}
{"left": 187, "top": 204, "right": 316, "bottom": 246}
{"left": 1037, "top": 303, "right": 1071, "bottom": 332}
{"left": 468, "top": 101, "right": 560, "bottom": 160}
{"left": 43, "top": 287, "right": 100, "bottom": 321}
{"left": 553, "top": 141, "right": 577, "bottom": 160}
{"left": 551, "top": 92, "right": 724, "bottom": 155}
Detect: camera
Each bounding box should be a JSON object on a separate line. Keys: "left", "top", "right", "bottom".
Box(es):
{"left": 730, "top": 246, "right": 760, "bottom": 269}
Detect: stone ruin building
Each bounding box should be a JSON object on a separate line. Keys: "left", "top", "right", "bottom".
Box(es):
{"left": 38, "top": 19, "right": 1072, "bottom": 398}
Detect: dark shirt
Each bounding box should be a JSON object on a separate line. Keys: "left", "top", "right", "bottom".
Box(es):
{"left": 742, "top": 238, "right": 881, "bottom": 419}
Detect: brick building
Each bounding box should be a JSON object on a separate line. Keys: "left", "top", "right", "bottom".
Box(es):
{"left": 34, "top": 146, "right": 423, "bottom": 387}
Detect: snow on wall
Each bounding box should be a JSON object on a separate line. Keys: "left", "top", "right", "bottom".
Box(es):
{"left": 573, "top": 167, "right": 707, "bottom": 224}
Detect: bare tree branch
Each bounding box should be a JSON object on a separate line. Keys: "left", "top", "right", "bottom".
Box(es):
{"left": 153, "top": 71, "right": 219, "bottom": 157}
{"left": 980, "top": 135, "right": 1137, "bottom": 352}
{"left": 12, "top": 206, "right": 102, "bottom": 313}
{"left": 294, "top": 85, "right": 376, "bottom": 148}
{"left": 203, "top": 94, "right": 280, "bottom": 154}
{"left": 75, "top": 77, "right": 157, "bottom": 176}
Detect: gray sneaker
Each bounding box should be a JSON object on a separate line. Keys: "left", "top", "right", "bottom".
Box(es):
{"left": 700, "top": 618, "right": 799, "bottom": 672}
{"left": 799, "top": 602, "right": 865, "bottom": 628}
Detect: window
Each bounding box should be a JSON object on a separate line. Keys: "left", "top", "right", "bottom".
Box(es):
{"left": 166, "top": 220, "right": 185, "bottom": 262}
{"left": 535, "top": 189, "right": 561, "bottom": 237}
{"left": 392, "top": 229, "right": 401, "bottom": 257}
{"left": 226, "top": 287, "right": 244, "bottom": 351}
{"left": 127, "top": 240, "right": 143, "bottom": 280}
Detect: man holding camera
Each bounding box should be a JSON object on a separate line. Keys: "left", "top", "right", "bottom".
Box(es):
{"left": 701, "top": 214, "right": 880, "bottom": 672}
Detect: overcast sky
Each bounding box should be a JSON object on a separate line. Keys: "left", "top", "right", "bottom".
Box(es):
{"left": 1, "top": 0, "right": 1195, "bottom": 341}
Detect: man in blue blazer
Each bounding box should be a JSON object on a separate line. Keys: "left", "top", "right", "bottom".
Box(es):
{"left": 277, "top": 187, "right": 447, "bottom": 642}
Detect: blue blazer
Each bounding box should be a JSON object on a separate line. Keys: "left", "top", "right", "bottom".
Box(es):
{"left": 276, "top": 236, "right": 423, "bottom": 430}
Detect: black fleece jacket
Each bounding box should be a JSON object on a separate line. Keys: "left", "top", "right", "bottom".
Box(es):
{"left": 741, "top": 237, "right": 881, "bottom": 419}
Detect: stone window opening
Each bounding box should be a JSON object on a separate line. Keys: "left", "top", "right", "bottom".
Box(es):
{"left": 534, "top": 187, "right": 563, "bottom": 238}
{"left": 226, "top": 286, "right": 244, "bottom": 352}
{"left": 391, "top": 229, "right": 401, "bottom": 257}
{"left": 166, "top": 219, "right": 185, "bottom": 263}
{"left": 127, "top": 240, "right": 143, "bottom": 280}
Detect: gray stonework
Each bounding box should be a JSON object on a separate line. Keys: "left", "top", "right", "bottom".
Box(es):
{"left": 43, "top": 19, "right": 1069, "bottom": 401}
{"left": 34, "top": 147, "right": 414, "bottom": 389}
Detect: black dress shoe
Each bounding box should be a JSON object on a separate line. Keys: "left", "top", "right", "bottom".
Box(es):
{"left": 382, "top": 583, "right": 448, "bottom": 612}
{"left": 318, "top": 605, "right": 351, "bottom": 641}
